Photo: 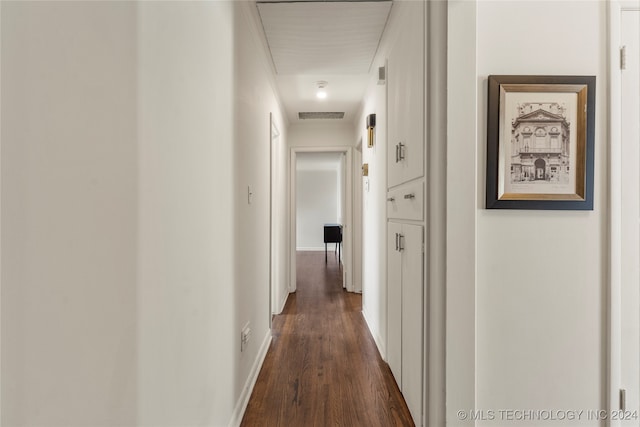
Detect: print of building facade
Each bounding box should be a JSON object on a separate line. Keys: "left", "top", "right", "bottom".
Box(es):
{"left": 510, "top": 102, "right": 570, "bottom": 183}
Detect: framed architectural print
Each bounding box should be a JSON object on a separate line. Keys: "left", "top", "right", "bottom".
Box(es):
{"left": 486, "top": 75, "right": 596, "bottom": 210}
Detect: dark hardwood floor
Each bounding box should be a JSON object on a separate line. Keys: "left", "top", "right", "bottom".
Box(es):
{"left": 240, "top": 251, "right": 415, "bottom": 427}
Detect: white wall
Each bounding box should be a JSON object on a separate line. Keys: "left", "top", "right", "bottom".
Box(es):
{"left": 288, "top": 121, "right": 354, "bottom": 148}
{"left": 296, "top": 171, "right": 339, "bottom": 250}
{"left": 357, "top": 64, "right": 389, "bottom": 356}
{"left": 2, "top": 2, "right": 287, "bottom": 426}
{"left": 448, "top": 1, "right": 609, "bottom": 424}
{"left": 137, "top": 2, "right": 237, "bottom": 425}
{"left": 230, "top": 3, "right": 289, "bottom": 424}
{"left": 1, "top": 3, "right": 137, "bottom": 425}
{"left": 138, "top": 2, "right": 287, "bottom": 426}
{"left": 296, "top": 153, "right": 342, "bottom": 250}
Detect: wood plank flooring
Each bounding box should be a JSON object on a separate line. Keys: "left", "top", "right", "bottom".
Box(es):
{"left": 240, "top": 252, "right": 415, "bottom": 427}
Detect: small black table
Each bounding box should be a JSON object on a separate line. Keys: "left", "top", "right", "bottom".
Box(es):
{"left": 323, "top": 224, "right": 342, "bottom": 263}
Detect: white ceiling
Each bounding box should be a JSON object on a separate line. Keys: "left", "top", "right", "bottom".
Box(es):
{"left": 256, "top": 1, "right": 392, "bottom": 124}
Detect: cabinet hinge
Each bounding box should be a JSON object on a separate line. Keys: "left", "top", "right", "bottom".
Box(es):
{"left": 620, "top": 46, "right": 627, "bottom": 70}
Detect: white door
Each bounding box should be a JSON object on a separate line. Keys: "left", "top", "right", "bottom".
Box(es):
{"left": 399, "top": 2, "right": 424, "bottom": 187}
{"left": 621, "top": 7, "right": 640, "bottom": 422}
{"left": 386, "top": 2, "right": 424, "bottom": 189}
{"left": 387, "top": 222, "right": 403, "bottom": 387}
{"left": 387, "top": 44, "right": 404, "bottom": 189}
{"left": 270, "top": 118, "right": 280, "bottom": 323}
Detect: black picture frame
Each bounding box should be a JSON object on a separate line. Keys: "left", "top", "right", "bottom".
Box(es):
{"left": 486, "top": 75, "right": 596, "bottom": 210}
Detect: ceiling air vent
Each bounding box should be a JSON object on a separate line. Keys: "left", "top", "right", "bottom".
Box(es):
{"left": 298, "top": 112, "right": 345, "bottom": 120}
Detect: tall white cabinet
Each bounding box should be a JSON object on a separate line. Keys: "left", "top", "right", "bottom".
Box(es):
{"left": 386, "top": 1, "right": 425, "bottom": 425}
{"left": 387, "top": 222, "right": 423, "bottom": 421}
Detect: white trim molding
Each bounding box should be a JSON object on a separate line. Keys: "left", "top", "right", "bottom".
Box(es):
{"left": 363, "top": 308, "right": 387, "bottom": 361}
{"left": 228, "top": 330, "right": 272, "bottom": 427}
{"left": 446, "top": 0, "right": 478, "bottom": 425}
{"left": 289, "top": 146, "right": 354, "bottom": 293}
{"left": 608, "top": 2, "right": 640, "bottom": 426}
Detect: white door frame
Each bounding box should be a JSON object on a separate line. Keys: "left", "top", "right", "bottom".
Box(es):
{"left": 608, "top": 1, "right": 640, "bottom": 422}
{"left": 269, "top": 114, "right": 281, "bottom": 325}
{"left": 289, "top": 146, "right": 354, "bottom": 293}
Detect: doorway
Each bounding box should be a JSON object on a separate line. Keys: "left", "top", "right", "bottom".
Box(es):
{"left": 289, "top": 147, "right": 353, "bottom": 293}
{"left": 534, "top": 158, "right": 546, "bottom": 180}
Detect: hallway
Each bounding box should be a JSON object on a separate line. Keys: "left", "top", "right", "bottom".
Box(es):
{"left": 241, "top": 252, "right": 414, "bottom": 426}
{"left": 1, "top": 2, "right": 627, "bottom": 426}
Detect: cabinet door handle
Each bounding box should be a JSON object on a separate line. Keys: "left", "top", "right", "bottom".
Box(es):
{"left": 403, "top": 193, "right": 415, "bottom": 199}
{"left": 395, "top": 143, "right": 400, "bottom": 163}
{"left": 387, "top": 197, "right": 395, "bottom": 202}
{"left": 398, "top": 234, "right": 405, "bottom": 251}
{"left": 397, "top": 142, "right": 405, "bottom": 161}
{"left": 395, "top": 233, "right": 399, "bottom": 251}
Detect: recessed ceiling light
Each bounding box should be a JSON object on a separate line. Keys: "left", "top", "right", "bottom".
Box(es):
{"left": 316, "top": 81, "right": 328, "bottom": 100}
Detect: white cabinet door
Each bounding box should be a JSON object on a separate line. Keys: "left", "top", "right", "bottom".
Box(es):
{"left": 388, "top": 222, "right": 424, "bottom": 424}
{"left": 387, "top": 2, "right": 424, "bottom": 189}
{"left": 398, "top": 5, "right": 424, "bottom": 186}
{"left": 401, "top": 224, "right": 423, "bottom": 424}
{"left": 387, "top": 45, "right": 404, "bottom": 188}
{"left": 387, "top": 222, "right": 403, "bottom": 387}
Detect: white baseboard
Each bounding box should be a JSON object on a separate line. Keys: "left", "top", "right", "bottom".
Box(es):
{"left": 296, "top": 247, "right": 325, "bottom": 251}
{"left": 228, "top": 329, "right": 272, "bottom": 427}
{"left": 362, "top": 308, "right": 386, "bottom": 361}
{"left": 274, "top": 291, "right": 290, "bottom": 314}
